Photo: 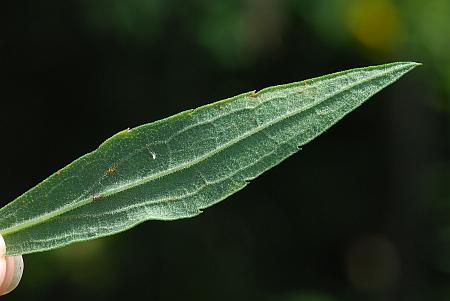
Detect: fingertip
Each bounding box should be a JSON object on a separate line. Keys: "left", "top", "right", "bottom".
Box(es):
{"left": 0, "top": 258, "right": 6, "bottom": 288}
{"left": 0, "top": 234, "right": 6, "bottom": 291}
{"left": 0, "top": 255, "right": 24, "bottom": 296}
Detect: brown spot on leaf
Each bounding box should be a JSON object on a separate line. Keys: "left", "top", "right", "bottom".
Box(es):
{"left": 106, "top": 164, "right": 118, "bottom": 174}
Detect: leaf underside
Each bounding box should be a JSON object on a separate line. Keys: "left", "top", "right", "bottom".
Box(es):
{"left": 0, "top": 62, "right": 419, "bottom": 255}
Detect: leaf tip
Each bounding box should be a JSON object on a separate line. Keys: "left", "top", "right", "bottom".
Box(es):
{"left": 382, "top": 61, "right": 421, "bottom": 78}
{"left": 397, "top": 61, "right": 422, "bottom": 69}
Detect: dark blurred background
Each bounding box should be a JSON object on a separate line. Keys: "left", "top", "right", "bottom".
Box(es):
{"left": 0, "top": 0, "right": 449, "bottom": 300}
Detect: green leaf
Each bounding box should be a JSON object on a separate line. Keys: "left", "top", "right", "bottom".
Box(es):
{"left": 0, "top": 62, "right": 419, "bottom": 255}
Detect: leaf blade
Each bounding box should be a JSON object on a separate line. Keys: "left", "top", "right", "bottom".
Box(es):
{"left": 0, "top": 62, "right": 419, "bottom": 255}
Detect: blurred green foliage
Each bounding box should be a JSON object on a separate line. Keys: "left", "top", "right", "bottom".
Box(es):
{"left": 80, "top": 0, "right": 450, "bottom": 110}
{"left": 82, "top": 0, "right": 167, "bottom": 43}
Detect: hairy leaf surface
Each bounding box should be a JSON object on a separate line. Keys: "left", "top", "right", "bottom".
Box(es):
{"left": 0, "top": 62, "right": 419, "bottom": 255}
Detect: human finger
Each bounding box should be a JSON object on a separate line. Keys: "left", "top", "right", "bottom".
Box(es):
{"left": 0, "top": 235, "right": 24, "bottom": 296}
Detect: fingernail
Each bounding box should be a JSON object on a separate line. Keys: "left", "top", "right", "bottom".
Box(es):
{"left": 0, "top": 235, "right": 5, "bottom": 256}
{"left": 0, "top": 235, "right": 6, "bottom": 287}
{"left": 0, "top": 255, "right": 24, "bottom": 295}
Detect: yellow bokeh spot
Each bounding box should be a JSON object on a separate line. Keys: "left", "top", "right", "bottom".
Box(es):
{"left": 346, "top": 0, "right": 401, "bottom": 52}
